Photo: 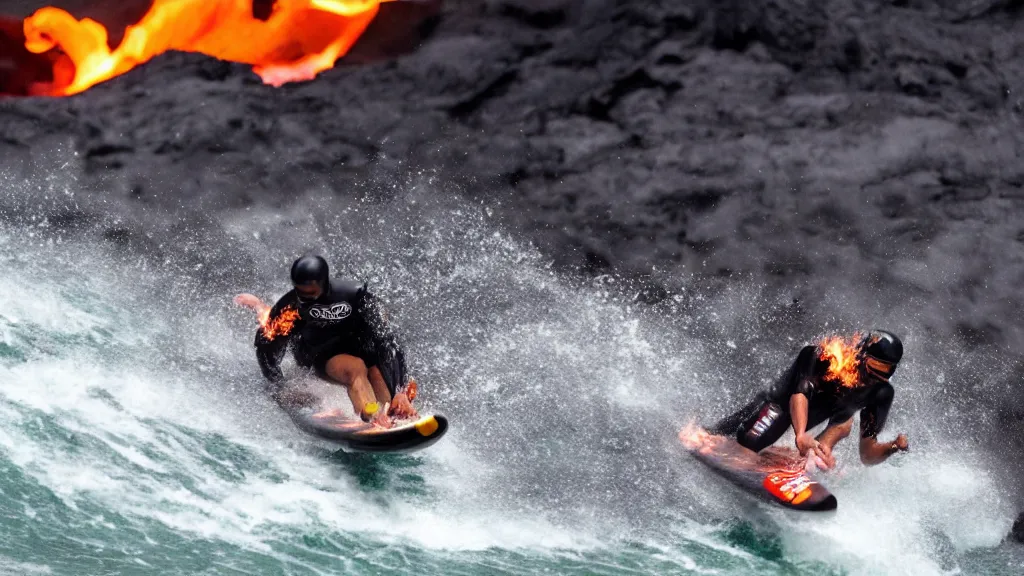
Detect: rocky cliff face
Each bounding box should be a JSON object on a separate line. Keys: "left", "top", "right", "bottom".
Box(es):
{"left": 2, "top": 0, "right": 1023, "bottom": 504}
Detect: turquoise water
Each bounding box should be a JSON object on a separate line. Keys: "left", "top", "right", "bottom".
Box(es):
{"left": 0, "top": 218, "right": 1021, "bottom": 576}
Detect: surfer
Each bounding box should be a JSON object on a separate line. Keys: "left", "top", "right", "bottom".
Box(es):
{"left": 710, "top": 330, "right": 910, "bottom": 470}
{"left": 234, "top": 255, "right": 417, "bottom": 427}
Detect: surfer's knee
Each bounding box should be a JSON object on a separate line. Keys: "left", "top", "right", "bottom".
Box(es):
{"left": 367, "top": 365, "right": 384, "bottom": 382}
{"left": 324, "top": 354, "right": 368, "bottom": 386}
{"left": 367, "top": 365, "right": 388, "bottom": 389}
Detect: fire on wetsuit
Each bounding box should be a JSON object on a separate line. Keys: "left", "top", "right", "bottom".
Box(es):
{"left": 711, "top": 331, "right": 901, "bottom": 453}
{"left": 253, "top": 276, "right": 407, "bottom": 397}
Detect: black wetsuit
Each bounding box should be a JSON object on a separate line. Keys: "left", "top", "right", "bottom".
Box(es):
{"left": 254, "top": 279, "right": 407, "bottom": 395}
{"left": 711, "top": 345, "right": 894, "bottom": 452}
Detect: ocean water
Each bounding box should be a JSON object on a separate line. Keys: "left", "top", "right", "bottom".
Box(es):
{"left": 0, "top": 182, "right": 1021, "bottom": 575}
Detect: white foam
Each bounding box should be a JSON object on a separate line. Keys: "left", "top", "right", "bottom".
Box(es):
{"left": 0, "top": 315, "right": 595, "bottom": 560}
{"left": 0, "top": 559, "right": 53, "bottom": 576}
{"left": 0, "top": 208, "right": 1015, "bottom": 576}
{"left": 771, "top": 446, "right": 1012, "bottom": 575}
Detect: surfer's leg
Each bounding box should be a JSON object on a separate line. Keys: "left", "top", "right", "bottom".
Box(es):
{"left": 709, "top": 396, "right": 764, "bottom": 436}
{"left": 736, "top": 400, "right": 791, "bottom": 452}
{"left": 323, "top": 354, "right": 380, "bottom": 420}
{"left": 817, "top": 417, "right": 853, "bottom": 449}
{"left": 367, "top": 366, "right": 392, "bottom": 404}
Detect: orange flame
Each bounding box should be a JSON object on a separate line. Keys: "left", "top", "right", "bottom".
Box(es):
{"left": 260, "top": 305, "right": 300, "bottom": 340}
{"left": 818, "top": 333, "right": 862, "bottom": 388}
{"left": 22, "top": 0, "right": 389, "bottom": 96}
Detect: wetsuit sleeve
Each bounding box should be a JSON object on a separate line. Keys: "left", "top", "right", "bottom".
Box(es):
{"left": 792, "top": 346, "right": 820, "bottom": 399}
{"left": 359, "top": 290, "right": 408, "bottom": 396}
{"left": 859, "top": 383, "right": 894, "bottom": 439}
{"left": 254, "top": 291, "right": 300, "bottom": 384}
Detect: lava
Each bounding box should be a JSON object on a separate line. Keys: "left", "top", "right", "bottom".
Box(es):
{"left": 21, "top": 0, "right": 390, "bottom": 96}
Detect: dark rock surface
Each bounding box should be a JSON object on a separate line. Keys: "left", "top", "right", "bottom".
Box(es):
{"left": 1, "top": 0, "right": 1024, "bottom": 490}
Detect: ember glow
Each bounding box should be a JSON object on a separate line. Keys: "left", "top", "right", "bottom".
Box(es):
{"left": 260, "top": 305, "right": 300, "bottom": 340}
{"left": 22, "top": 0, "right": 389, "bottom": 96}
{"left": 818, "top": 333, "right": 862, "bottom": 388}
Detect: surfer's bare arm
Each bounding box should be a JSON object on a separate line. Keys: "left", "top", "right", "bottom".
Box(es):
{"left": 791, "top": 393, "right": 828, "bottom": 461}
{"left": 858, "top": 383, "right": 907, "bottom": 465}
{"left": 788, "top": 348, "right": 822, "bottom": 449}
{"left": 234, "top": 293, "right": 270, "bottom": 316}
{"left": 790, "top": 393, "right": 811, "bottom": 445}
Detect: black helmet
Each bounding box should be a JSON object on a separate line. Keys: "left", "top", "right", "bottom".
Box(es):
{"left": 859, "top": 330, "right": 903, "bottom": 380}
{"left": 290, "top": 255, "right": 330, "bottom": 302}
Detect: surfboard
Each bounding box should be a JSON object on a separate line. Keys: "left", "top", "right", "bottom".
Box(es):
{"left": 679, "top": 424, "right": 837, "bottom": 512}
{"left": 287, "top": 408, "right": 449, "bottom": 453}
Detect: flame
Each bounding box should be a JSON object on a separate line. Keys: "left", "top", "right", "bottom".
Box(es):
{"left": 818, "top": 333, "right": 862, "bottom": 388}
{"left": 22, "top": 0, "right": 389, "bottom": 96}
{"left": 260, "top": 305, "right": 300, "bottom": 340}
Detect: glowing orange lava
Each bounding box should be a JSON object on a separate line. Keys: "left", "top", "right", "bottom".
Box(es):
{"left": 260, "top": 305, "right": 300, "bottom": 340}
{"left": 818, "top": 333, "right": 862, "bottom": 388}
{"left": 22, "top": 0, "right": 390, "bottom": 96}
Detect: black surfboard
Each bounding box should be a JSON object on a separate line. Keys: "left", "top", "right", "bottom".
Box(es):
{"left": 680, "top": 425, "right": 837, "bottom": 512}
{"left": 287, "top": 408, "right": 449, "bottom": 453}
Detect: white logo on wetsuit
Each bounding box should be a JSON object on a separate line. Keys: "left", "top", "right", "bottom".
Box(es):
{"left": 308, "top": 302, "right": 352, "bottom": 321}
{"left": 752, "top": 405, "right": 781, "bottom": 436}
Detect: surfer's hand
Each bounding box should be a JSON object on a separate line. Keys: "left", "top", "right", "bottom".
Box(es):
{"left": 796, "top": 433, "right": 826, "bottom": 461}
{"left": 815, "top": 442, "right": 836, "bottom": 470}
{"left": 796, "top": 432, "right": 817, "bottom": 455}
{"left": 894, "top": 434, "right": 909, "bottom": 452}
{"left": 388, "top": 392, "right": 417, "bottom": 419}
